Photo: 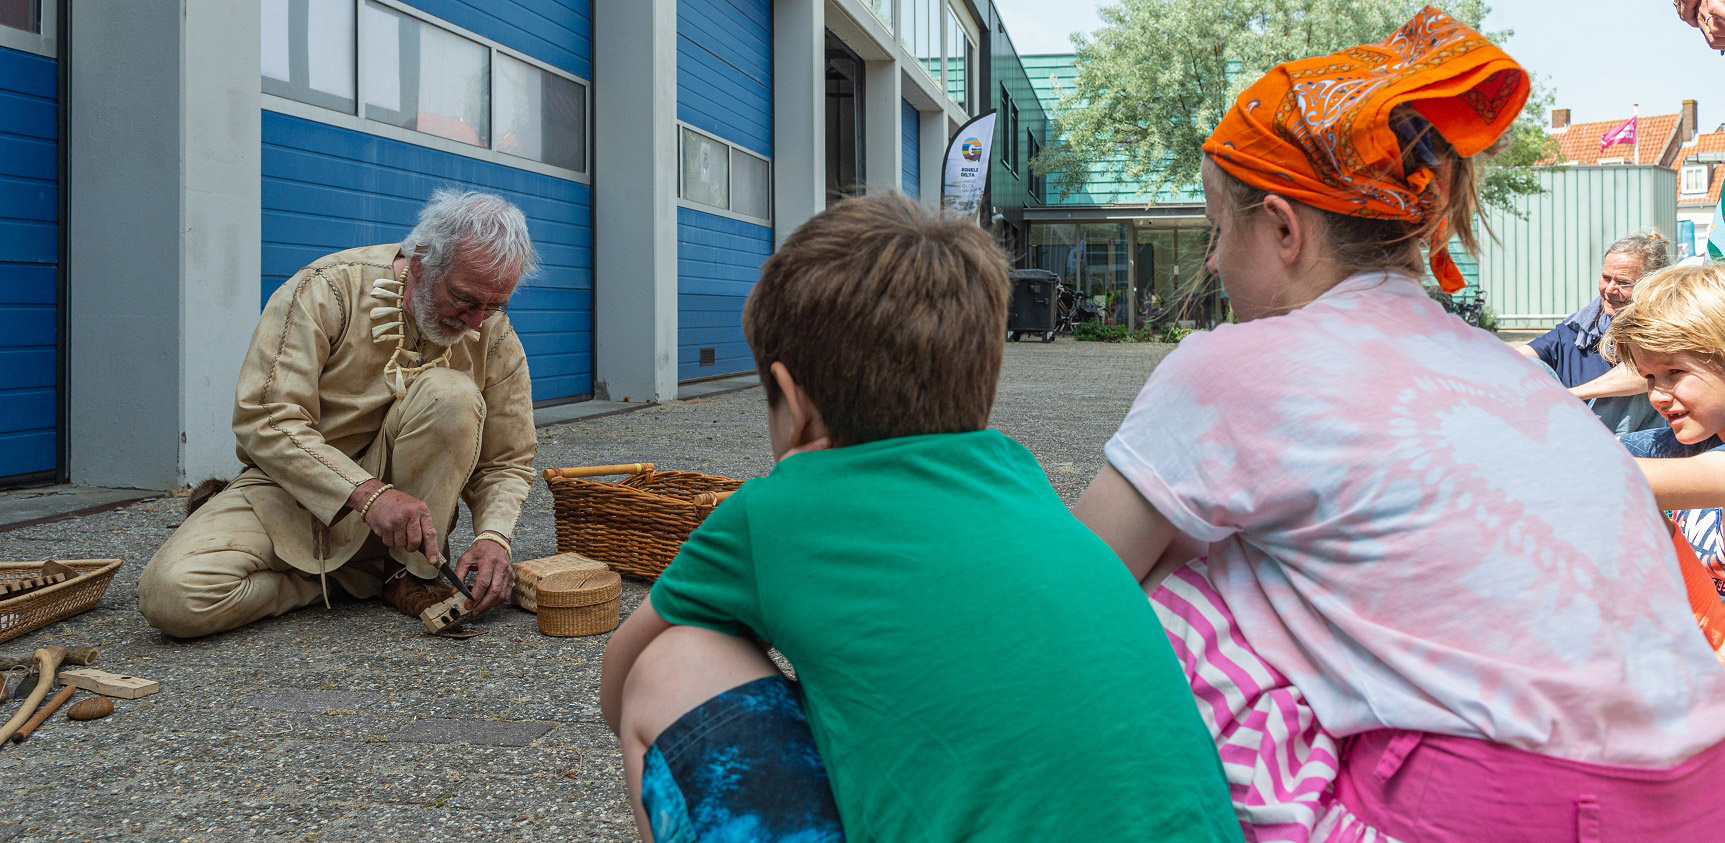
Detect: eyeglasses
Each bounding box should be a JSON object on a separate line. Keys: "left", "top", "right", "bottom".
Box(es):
{"left": 447, "top": 287, "right": 508, "bottom": 315}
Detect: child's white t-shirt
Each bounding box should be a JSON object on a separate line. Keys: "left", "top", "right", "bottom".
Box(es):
{"left": 1106, "top": 271, "right": 1725, "bottom": 765}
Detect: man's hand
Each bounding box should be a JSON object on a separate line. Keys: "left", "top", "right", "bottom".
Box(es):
{"left": 1701, "top": 0, "right": 1725, "bottom": 48}
{"left": 454, "top": 539, "right": 513, "bottom": 615}
{"left": 350, "top": 479, "right": 441, "bottom": 569}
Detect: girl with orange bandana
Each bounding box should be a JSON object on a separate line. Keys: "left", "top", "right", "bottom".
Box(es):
{"left": 1075, "top": 7, "right": 1725, "bottom": 840}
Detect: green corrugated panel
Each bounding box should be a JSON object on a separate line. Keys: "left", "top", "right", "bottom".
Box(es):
{"left": 1021, "top": 53, "right": 1204, "bottom": 206}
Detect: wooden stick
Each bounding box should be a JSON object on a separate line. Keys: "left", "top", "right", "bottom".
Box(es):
{"left": 10, "top": 685, "right": 74, "bottom": 743}
{"left": 0, "top": 646, "right": 65, "bottom": 744}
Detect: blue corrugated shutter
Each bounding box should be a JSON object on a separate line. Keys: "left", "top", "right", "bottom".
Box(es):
{"left": 0, "top": 45, "right": 59, "bottom": 482}
{"left": 902, "top": 99, "right": 920, "bottom": 198}
{"left": 675, "top": 0, "right": 772, "bottom": 380}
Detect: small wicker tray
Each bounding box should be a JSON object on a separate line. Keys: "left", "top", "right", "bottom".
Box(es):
{"left": 544, "top": 463, "right": 741, "bottom": 581}
{"left": 0, "top": 559, "right": 122, "bottom": 645}
{"left": 512, "top": 551, "right": 610, "bottom": 613}
{"left": 537, "top": 569, "right": 623, "bottom": 637}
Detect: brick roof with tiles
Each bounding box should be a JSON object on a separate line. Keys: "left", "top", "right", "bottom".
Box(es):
{"left": 1550, "top": 113, "right": 1682, "bottom": 168}
{"left": 1678, "top": 130, "right": 1725, "bottom": 208}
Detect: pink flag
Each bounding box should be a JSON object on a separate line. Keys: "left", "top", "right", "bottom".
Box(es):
{"left": 1600, "top": 116, "right": 1637, "bottom": 151}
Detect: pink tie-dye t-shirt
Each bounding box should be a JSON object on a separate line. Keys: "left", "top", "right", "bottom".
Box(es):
{"left": 1106, "top": 272, "right": 1725, "bottom": 765}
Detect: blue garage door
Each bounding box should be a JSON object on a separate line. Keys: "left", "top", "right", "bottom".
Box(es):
{"left": 262, "top": 114, "right": 594, "bottom": 402}
{"left": 902, "top": 99, "right": 920, "bottom": 198}
{"left": 0, "top": 44, "right": 60, "bottom": 485}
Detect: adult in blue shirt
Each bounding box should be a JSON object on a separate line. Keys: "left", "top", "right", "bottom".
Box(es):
{"left": 1518, "top": 231, "right": 1671, "bottom": 434}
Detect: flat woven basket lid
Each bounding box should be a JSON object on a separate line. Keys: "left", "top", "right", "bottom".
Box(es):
{"left": 537, "top": 569, "right": 622, "bottom": 608}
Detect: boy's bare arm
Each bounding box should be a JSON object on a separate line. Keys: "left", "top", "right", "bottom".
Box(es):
{"left": 1073, "top": 463, "right": 1195, "bottom": 590}
{"left": 601, "top": 595, "right": 673, "bottom": 735}
{"left": 1571, "top": 363, "right": 1647, "bottom": 401}
{"left": 1636, "top": 452, "right": 1725, "bottom": 512}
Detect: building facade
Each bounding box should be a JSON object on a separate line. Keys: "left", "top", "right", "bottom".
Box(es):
{"left": 0, "top": 0, "right": 1009, "bottom": 490}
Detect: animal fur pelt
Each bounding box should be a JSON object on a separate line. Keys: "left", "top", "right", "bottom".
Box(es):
{"left": 185, "top": 477, "right": 231, "bottom": 516}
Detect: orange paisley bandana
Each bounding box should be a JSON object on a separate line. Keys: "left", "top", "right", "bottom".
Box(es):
{"left": 1201, "top": 6, "right": 1529, "bottom": 293}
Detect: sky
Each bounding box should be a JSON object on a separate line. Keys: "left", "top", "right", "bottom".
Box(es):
{"left": 993, "top": 0, "right": 1724, "bottom": 134}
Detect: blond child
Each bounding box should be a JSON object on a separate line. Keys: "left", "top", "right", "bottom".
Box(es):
{"left": 599, "top": 193, "right": 1241, "bottom": 842}
{"left": 1606, "top": 261, "right": 1725, "bottom": 595}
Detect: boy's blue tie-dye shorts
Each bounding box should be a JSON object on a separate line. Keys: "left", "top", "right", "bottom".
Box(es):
{"left": 640, "top": 675, "right": 845, "bottom": 842}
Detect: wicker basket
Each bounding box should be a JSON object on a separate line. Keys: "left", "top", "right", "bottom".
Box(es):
{"left": 544, "top": 463, "right": 741, "bottom": 581}
{"left": 512, "top": 551, "right": 610, "bottom": 612}
{"left": 537, "top": 569, "right": 623, "bottom": 636}
{"left": 0, "top": 559, "right": 122, "bottom": 645}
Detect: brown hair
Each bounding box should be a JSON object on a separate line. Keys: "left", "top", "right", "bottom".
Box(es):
{"left": 743, "top": 192, "right": 1011, "bottom": 446}
{"left": 1212, "top": 106, "right": 1486, "bottom": 286}
{"left": 1603, "top": 262, "right": 1725, "bottom": 373}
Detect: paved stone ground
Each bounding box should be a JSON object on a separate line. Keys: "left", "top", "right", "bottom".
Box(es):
{"left": 0, "top": 338, "right": 1170, "bottom": 843}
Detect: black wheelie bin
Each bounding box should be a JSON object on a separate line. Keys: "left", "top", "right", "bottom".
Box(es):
{"left": 1007, "top": 269, "right": 1059, "bottom": 343}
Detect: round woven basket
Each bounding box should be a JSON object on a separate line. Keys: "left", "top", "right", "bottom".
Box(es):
{"left": 537, "top": 569, "right": 623, "bottom": 637}
{"left": 512, "top": 551, "right": 610, "bottom": 613}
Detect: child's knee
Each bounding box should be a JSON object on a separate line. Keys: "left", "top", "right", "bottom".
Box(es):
{"left": 621, "top": 626, "right": 778, "bottom": 748}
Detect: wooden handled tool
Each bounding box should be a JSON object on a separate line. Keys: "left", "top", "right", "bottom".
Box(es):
{"left": 10, "top": 685, "right": 74, "bottom": 743}
{"left": 0, "top": 646, "right": 66, "bottom": 744}
{"left": 0, "top": 647, "right": 97, "bottom": 673}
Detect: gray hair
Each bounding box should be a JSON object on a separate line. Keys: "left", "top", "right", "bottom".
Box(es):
{"left": 1604, "top": 230, "right": 1672, "bottom": 277}
{"left": 402, "top": 188, "right": 540, "bottom": 284}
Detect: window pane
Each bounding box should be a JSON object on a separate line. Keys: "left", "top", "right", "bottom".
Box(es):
{"left": 496, "top": 53, "right": 587, "bottom": 173}
{"left": 363, "top": 1, "right": 489, "bottom": 147}
{"left": 0, "top": 0, "right": 38, "bottom": 34}
{"left": 262, "top": 0, "right": 356, "bottom": 113}
{"left": 681, "top": 128, "right": 730, "bottom": 210}
{"left": 731, "top": 148, "right": 770, "bottom": 220}
{"left": 262, "top": 0, "right": 291, "bottom": 82}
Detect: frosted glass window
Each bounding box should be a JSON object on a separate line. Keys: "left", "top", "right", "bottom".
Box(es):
{"left": 0, "top": 0, "right": 39, "bottom": 34}
{"left": 731, "top": 149, "right": 771, "bottom": 220}
{"left": 681, "top": 128, "right": 730, "bottom": 210}
{"left": 496, "top": 53, "right": 587, "bottom": 173}
{"left": 262, "top": 0, "right": 356, "bottom": 113}
{"left": 362, "top": 1, "right": 489, "bottom": 148}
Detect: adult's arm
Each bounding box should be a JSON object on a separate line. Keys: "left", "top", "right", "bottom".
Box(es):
{"left": 1636, "top": 452, "right": 1725, "bottom": 511}
{"left": 1073, "top": 463, "right": 1206, "bottom": 590}
{"left": 1523, "top": 327, "right": 1564, "bottom": 371}
{"left": 1570, "top": 363, "right": 1648, "bottom": 401}
{"left": 601, "top": 595, "right": 673, "bottom": 734}
{"left": 232, "top": 269, "right": 372, "bottom": 525}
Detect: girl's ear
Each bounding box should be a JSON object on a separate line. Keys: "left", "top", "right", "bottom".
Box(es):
{"left": 1261, "top": 194, "right": 1307, "bottom": 267}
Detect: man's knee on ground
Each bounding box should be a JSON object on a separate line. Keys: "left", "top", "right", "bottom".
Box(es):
{"left": 137, "top": 548, "right": 263, "bottom": 638}
{"left": 621, "top": 625, "right": 779, "bottom": 749}
{"left": 401, "top": 368, "right": 485, "bottom": 433}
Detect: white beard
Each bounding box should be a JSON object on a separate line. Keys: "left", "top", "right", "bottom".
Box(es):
{"left": 408, "top": 278, "right": 467, "bottom": 346}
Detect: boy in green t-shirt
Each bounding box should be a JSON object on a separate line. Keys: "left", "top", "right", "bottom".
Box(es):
{"left": 600, "top": 193, "right": 1241, "bottom": 843}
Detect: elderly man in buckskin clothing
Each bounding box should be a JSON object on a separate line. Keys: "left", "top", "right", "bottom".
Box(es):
{"left": 138, "top": 189, "right": 538, "bottom": 637}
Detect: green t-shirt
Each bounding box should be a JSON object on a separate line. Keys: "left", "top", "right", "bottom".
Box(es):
{"left": 650, "top": 430, "right": 1241, "bottom": 842}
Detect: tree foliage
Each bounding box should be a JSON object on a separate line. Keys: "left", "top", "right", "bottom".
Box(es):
{"left": 1032, "top": 0, "right": 1558, "bottom": 211}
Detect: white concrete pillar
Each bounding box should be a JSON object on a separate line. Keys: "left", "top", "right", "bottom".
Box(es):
{"left": 593, "top": 0, "right": 680, "bottom": 403}
{"left": 69, "top": 0, "right": 259, "bottom": 489}
{"left": 920, "top": 111, "right": 947, "bottom": 209}
{"left": 774, "top": 0, "right": 826, "bottom": 245}
{"left": 863, "top": 59, "right": 901, "bottom": 195}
